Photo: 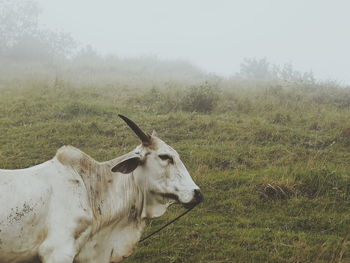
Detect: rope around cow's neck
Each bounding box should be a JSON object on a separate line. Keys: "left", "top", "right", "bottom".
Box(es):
{"left": 139, "top": 204, "right": 198, "bottom": 243}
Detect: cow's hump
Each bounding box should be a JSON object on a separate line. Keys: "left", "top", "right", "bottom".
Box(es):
{"left": 56, "top": 145, "right": 86, "bottom": 167}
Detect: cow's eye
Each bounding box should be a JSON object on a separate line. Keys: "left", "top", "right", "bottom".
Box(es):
{"left": 158, "top": 154, "right": 174, "bottom": 164}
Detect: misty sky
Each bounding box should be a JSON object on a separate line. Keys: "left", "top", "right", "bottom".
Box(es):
{"left": 37, "top": 0, "right": 350, "bottom": 84}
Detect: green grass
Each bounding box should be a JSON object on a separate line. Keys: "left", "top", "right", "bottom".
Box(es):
{"left": 1, "top": 80, "right": 350, "bottom": 263}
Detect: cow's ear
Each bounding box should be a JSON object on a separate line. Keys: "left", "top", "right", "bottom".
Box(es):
{"left": 111, "top": 157, "right": 140, "bottom": 174}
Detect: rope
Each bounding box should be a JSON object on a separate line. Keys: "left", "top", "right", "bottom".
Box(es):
{"left": 139, "top": 204, "right": 197, "bottom": 243}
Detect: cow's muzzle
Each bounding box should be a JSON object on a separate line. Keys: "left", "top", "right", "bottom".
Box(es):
{"left": 183, "top": 189, "right": 204, "bottom": 209}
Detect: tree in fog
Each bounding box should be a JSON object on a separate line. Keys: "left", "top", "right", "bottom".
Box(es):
{"left": 239, "top": 58, "right": 272, "bottom": 81}
{"left": 274, "top": 63, "right": 315, "bottom": 84}
{"left": 239, "top": 57, "right": 315, "bottom": 84}
{"left": 0, "top": 0, "right": 75, "bottom": 61}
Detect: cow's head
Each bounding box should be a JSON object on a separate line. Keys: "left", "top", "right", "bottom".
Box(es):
{"left": 111, "top": 115, "right": 204, "bottom": 218}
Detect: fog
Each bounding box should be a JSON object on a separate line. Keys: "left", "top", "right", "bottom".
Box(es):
{"left": 1, "top": 0, "right": 349, "bottom": 85}
{"left": 35, "top": 0, "right": 350, "bottom": 84}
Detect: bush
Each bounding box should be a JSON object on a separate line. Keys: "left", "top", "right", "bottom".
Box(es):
{"left": 180, "top": 83, "right": 219, "bottom": 113}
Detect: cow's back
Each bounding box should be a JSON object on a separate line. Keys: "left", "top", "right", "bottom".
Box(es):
{"left": 0, "top": 153, "right": 95, "bottom": 263}
{"left": 0, "top": 161, "right": 55, "bottom": 262}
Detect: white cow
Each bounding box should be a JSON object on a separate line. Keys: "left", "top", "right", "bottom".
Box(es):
{"left": 0, "top": 115, "right": 203, "bottom": 263}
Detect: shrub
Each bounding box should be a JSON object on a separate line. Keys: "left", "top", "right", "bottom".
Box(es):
{"left": 180, "top": 83, "right": 219, "bottom": 113}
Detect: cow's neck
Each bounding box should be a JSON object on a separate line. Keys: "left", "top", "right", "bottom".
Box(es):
{"left": 72, "top": 153, "right": 169, "bottom": 235}
{"left": 78, "top": 161, "right": 143, "bottom": 233}
{"left": 104, "top": 161, "right": 170, "bottom": 221}
{"left": 56, "top": 146, "right": 169, "bottom": 236}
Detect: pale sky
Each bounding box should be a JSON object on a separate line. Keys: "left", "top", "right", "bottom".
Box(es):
{"left": 37, "top": 0, "right": 350, "bottom": 84}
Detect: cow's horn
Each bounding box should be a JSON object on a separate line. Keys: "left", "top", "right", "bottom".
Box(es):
{"left": 118, "top": 114, "right": 151, "bottom": 146}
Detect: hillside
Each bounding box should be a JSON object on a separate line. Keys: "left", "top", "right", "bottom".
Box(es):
{"left": 1, "top": 80, "right": 350, "bottom": 263}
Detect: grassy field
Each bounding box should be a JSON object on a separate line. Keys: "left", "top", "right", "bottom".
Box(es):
{"left": 1, "top": 79, "right": 350, "bottom": 263}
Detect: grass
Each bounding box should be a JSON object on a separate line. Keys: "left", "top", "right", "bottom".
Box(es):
{"left": 1, "top": 79, "right": 350, "bottom": 262}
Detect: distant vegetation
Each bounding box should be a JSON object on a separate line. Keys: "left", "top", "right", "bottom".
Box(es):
{"left": 1, "top": 1, "right": 350, "bottom": 263}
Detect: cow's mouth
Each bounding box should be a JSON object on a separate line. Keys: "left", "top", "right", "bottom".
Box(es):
{"left": 159, "top": 192, "right": 204, "bottom": 209}
{"left": 158, "top": 192, "right": 189, "bottom": 208}
{"left": 159, "top": 192, "right": 180, "bottom": 203}
{"left": 155, "top": 190, "right": 204, "bottom": 209}
{"left": 182, "top": 189, "right": 204, "bottom": 209}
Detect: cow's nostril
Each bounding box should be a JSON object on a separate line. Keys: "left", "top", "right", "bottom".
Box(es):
{"left": 193, "top": 189, "right": 204, "bottom": 203}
